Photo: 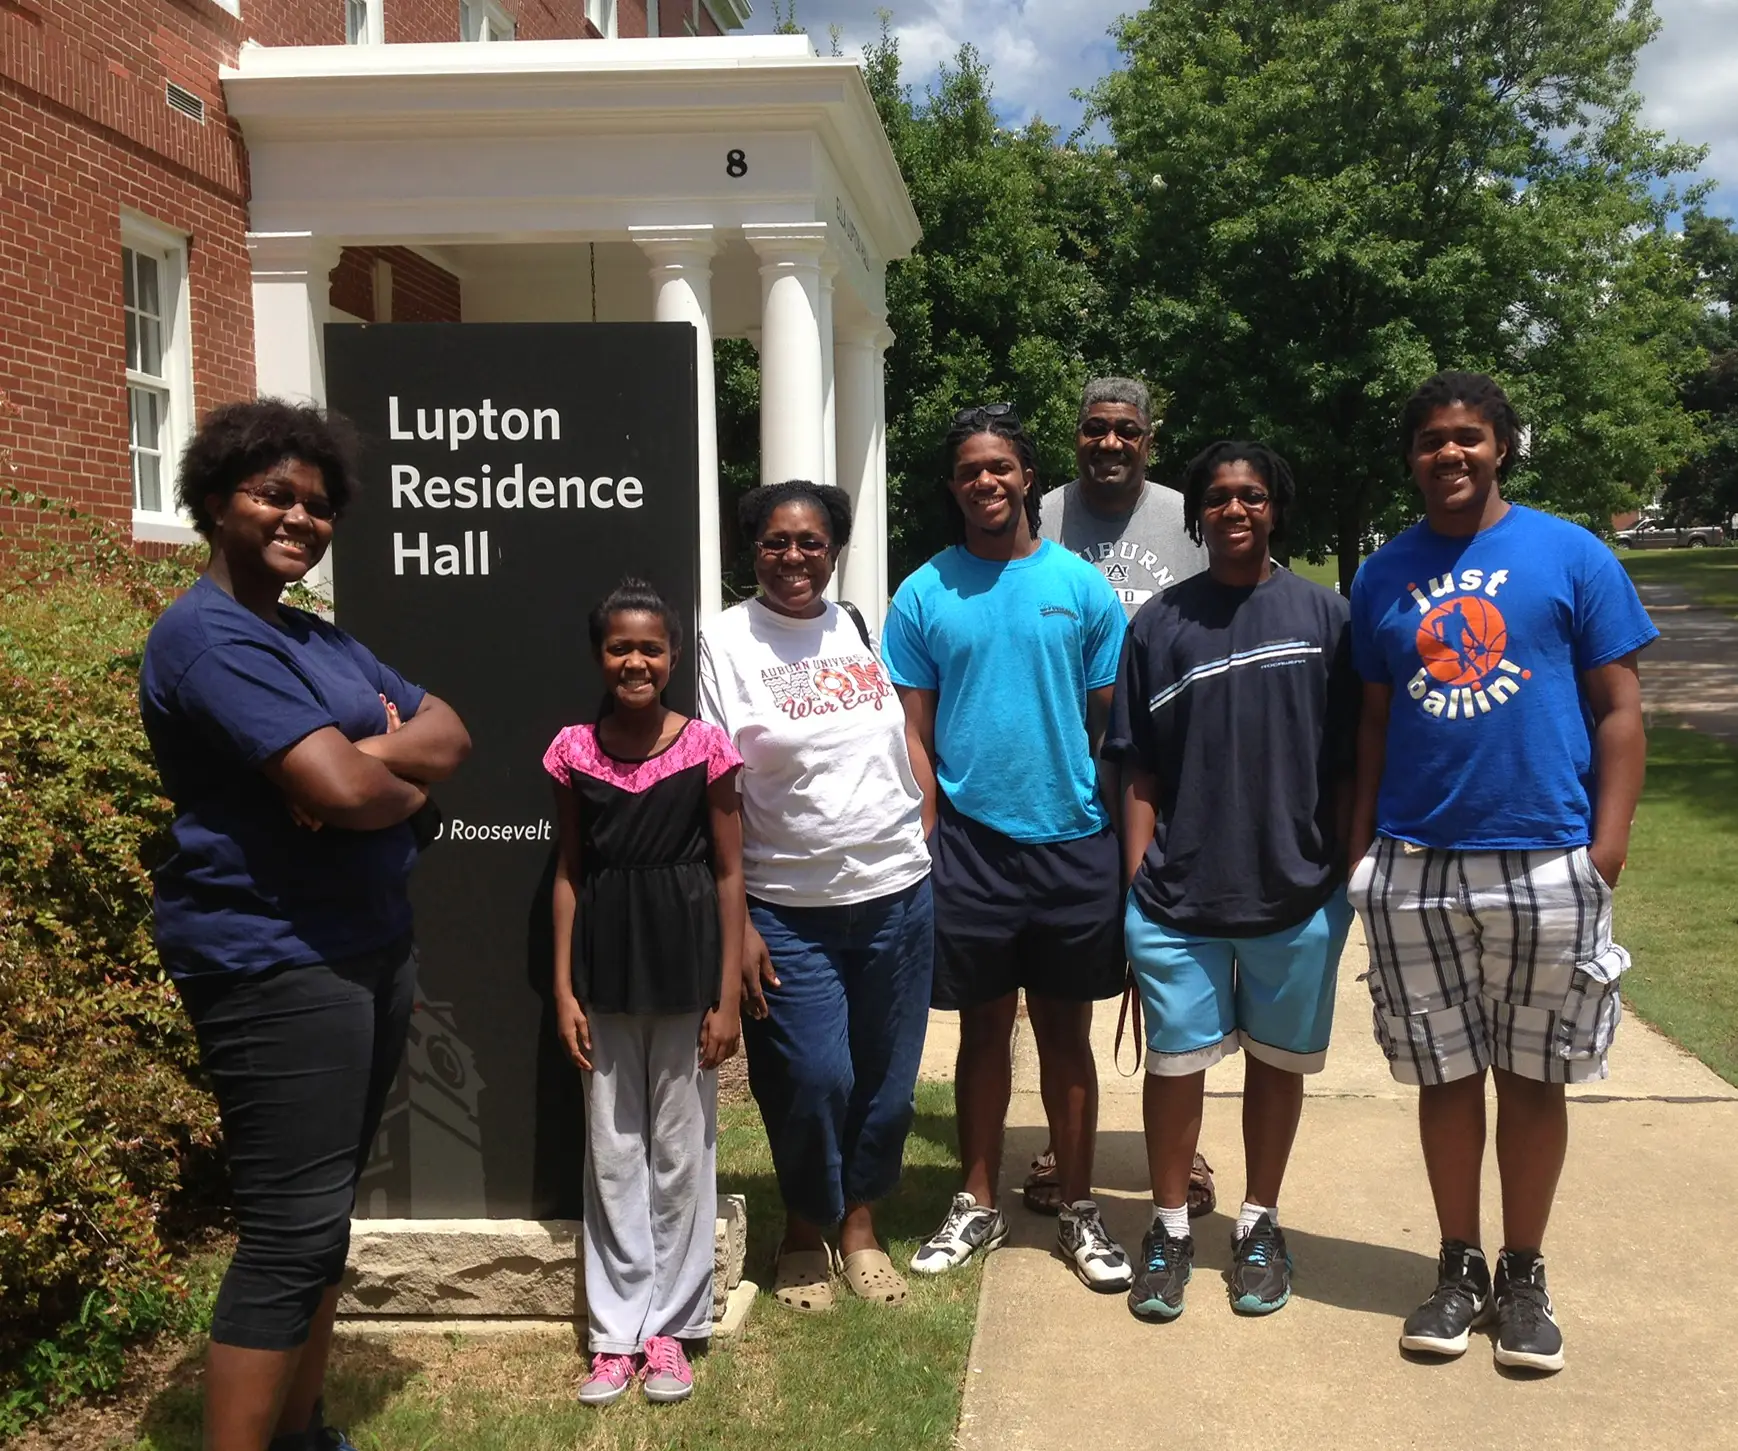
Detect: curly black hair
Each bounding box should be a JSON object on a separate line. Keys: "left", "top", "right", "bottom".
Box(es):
{"left": 1180, "top": 440, "right": 1297, "bottom": 545}
{"left": 588, "top": 576, "right": 683, "bottom": 656}
{"left": 736, "top": 479, "right": 853, "bottom": 552}
{"left": 942, "top": 407, "right": 1042, "bottom": 539}
{"left": 1398, "top": 371, "right": 1523, "bottom": 480}
{"left": 175, "top": 398, "right": 360, "bottom": 538}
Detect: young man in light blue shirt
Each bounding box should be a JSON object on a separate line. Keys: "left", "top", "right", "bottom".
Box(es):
{"left": 883, "top": 405, "right": 1133, "bottom": 1294}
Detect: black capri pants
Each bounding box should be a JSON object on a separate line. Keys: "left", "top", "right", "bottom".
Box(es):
{"left": 176, "top": 937, "right": 416, "bottom": 1351}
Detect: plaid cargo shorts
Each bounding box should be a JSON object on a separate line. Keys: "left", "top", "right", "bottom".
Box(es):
{"left": 1349, "top": 837, "right": 1629, "bottom": 1087}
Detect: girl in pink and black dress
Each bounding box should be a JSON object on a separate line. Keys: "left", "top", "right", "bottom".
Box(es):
{"left": 543, "top": 578, "right": 745, "bottom": 1408}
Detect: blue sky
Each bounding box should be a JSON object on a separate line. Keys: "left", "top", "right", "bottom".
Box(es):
{"left": 744, "top": 0, "right": 1737, "bottom": 218}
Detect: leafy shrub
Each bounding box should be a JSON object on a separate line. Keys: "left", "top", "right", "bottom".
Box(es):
{"left": 0, "top": 497, "right": 222, "bottom": 1433}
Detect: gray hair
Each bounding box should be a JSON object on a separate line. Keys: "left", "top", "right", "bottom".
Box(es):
{"left": 1079, "top": 377, "right": 1151, "bottom": 431}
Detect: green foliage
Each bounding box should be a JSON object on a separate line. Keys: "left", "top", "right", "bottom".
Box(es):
{"left": 1661, "top": 211, "right": 1738, "bottom": 527}
{"left": 0, "top": 497, "right": 221, "bottom": 1434}
{"left": 1091, "top": 0, "right": 1708, "bottom": 587}
{"left": 863, "top": 26, "right": 1130, "bottom": 581}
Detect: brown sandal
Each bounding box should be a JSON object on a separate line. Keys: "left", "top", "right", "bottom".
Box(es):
{"left": 840, "top": 1248, "right": 908, "bottom": 1306}
{"left": 1022, "top": 1149, "right": 1065, "bottom": 1216}
{"left": 1187, "top": 1153, "right": 1217, "bottom": 1219}
{"left": 771, "top": 1245, "right": 836, "bottom": 1313}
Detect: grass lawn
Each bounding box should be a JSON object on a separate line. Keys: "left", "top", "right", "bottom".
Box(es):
{"left": 1616, "top": 547, "right": 1738, "bottom": 617}
{"left": 68, "top": 1082, "right": 977, "bottom": 1451}
{"left": 1617, "top": 721, "right": 1738, "bottom": 1086}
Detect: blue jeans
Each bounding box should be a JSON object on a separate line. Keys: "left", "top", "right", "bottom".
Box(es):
{"left": 744, "top": 876, "right": 934, "bottom": 1227}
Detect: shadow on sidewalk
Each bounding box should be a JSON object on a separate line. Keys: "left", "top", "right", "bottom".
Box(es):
{"left": 997, "top": 1125, "right": 1437, "bottom": 1321}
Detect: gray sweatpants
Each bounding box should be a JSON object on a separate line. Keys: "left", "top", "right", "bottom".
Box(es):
{"left": 581, "top": 1010, "right": 717, "bottom": 1353}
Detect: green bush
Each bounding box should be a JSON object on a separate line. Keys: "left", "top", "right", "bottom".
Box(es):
{"left": 0, "top": 499, "right": 221, "bottom": 1434}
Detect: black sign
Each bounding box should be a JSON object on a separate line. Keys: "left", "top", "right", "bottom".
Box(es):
{"left": 326, "top": 322, "right": 699, "bottom": 1218}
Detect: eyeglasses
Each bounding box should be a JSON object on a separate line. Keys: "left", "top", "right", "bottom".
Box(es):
{"left": 952, "top": 402, "right": 1022, "bottom": 431}
{"left": 1201, "top": 487, "right": 1272, "bottom": 512}
{"left": 1080, "top": 418, "right": 1147, "bottom": 442}
{"left": 755, "top": 533, "right": 831, "bottom": 557}
{"left": 238, "top": 480, "right": 338, "bottom": 521}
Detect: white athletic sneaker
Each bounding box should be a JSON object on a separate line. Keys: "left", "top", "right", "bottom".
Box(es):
{"left": 1058, "top": 1198, "right": 1134, "bottom": 1292}
{"left": 909, "top": 1191, "right": 1009, "bottom": 1275}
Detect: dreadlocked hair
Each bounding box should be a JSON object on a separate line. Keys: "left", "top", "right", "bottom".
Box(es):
{"left": 941, "top": 410, "right": 1043, "bottom": 540}
{"left": 587, "top": 576, "right": 683, "bottom": 656}
{"left": 1398, "top": 371, "right": 1523, "bottom": 479}
{"left": 735, "top": 479, "right": 853, "bottom": 552}
{"left": 1180, "top": 440, "right": 1297, "bottom": 545}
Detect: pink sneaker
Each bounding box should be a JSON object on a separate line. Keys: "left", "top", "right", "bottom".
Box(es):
{"left": 640, "top": 1335, "right": 694, "bottom": 1403}
{"left": 577, "top": 1351, "right": 638, "bottom": 1406}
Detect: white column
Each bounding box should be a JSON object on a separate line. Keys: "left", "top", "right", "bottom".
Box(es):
{"left": 743, "top": 223, "right": 828, "bottom": 489}
{"left": 870, "top": 324, "right": 892, "bottom": 624}
{"left": 631, "top": 225, "right": 722, "bottom": 621}
{"left": 819, "top": 257, "right": 838, "bottom": 494}
{"left": 249, "top": 231, "right": 340, "bottom": 405}
{"left": 250, "top": 231, "right": 340, "bottom": 605}
{"left": 834, "top": 320, "right": 881, "bottom": 625}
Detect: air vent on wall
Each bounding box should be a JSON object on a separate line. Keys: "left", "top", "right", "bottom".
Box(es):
{"left": 165, "top": 82, "right": 205, "bottom": 124}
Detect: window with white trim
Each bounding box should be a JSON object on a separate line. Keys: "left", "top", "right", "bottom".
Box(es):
{"left": 585, "top": 0, "right": 616, "bottom": 38}
{"left": 346, "top": 0, "right": 383, "bottom": 44}
{"left": 121, "top": 218, "right": 194, "bottom": 540}
{"left": 460, "top": 0, "right": 515, "bottom": 40}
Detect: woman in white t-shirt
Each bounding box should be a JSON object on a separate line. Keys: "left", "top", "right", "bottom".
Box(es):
{"left": 698, "top": 481, "right": 933, "bottom": 1314}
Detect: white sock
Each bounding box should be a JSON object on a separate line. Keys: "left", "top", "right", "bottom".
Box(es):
{"left": 1151, "top": 1204, "right": 1190, "bottom": 1240}
{"left": 1234, "top": 1201, "right": 1276, "bottom": 1240}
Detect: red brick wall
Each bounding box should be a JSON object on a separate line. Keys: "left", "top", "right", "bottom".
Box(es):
{"left": 513, "top": 1, "right": 586, "bottom": 40}
{"left": 696, "top": 2, "right": 722, "bottom": 36}
{"left": 329, "top": 245, "right": 461, "bottom": 323}
{"left": 243, "top": 0, "right": 345, "bottom": 47}
{"left": 382, "top": 0, "right": 581, "bottom": 43}
{"left": 0, "top": 0, "right": 252, "bottom": 540}
{"left": 616, "top": 0, "right": 646, "bottom": 38}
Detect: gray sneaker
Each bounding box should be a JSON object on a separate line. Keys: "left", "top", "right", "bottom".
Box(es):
{"left": 1058, "top": 1199, "right": 1134, "bottom": 1292}
{"left": 640, "top": 1335, "right": 694, "bottom": 1403}
{"left": 910, "top": 1191, "right": 1009, "bottom": 1274}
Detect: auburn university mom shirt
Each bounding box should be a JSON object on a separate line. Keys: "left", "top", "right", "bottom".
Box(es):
{"left": 1350, "top": 505, "right": 1658, "bottom": 851}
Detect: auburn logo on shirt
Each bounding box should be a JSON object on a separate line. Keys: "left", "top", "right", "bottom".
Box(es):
{"left": 1402, "top": 569, "right": 1532, "bottom": 720}
{"left": 760, "top": 654, "right": 892, "bottom": 719}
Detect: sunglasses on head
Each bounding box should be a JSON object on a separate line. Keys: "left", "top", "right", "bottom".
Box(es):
{"left": 952, "top": 402, "right": 1022, "bottom": 432}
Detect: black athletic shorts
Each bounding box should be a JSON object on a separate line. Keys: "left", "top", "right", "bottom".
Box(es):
{"left": 930, "top": 794, "right": 1125, "bottom": 1009}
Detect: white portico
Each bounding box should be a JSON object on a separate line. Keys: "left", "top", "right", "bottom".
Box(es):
{"left": 225, "top": 36, "right": 918, "bottom": 627}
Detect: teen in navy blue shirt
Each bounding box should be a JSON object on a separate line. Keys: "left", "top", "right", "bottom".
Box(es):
{"left": 1347, "top": 372, "right": 1654, "bottom": 1375}
{"left": 139, "top": 400, "right": 469, "bottom": 1451}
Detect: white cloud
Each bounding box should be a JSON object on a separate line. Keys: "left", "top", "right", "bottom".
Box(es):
{"left": 744, "top": 0, "right": 1128, "bottom": 133}
{"left": 749, "top": 0, "right": 1735, "bottom": 211}
{"left": 1635, "top": 0, "right": 1738, "bottom": 216}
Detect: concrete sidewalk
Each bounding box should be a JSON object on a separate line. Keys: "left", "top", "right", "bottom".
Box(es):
{"left": 923, "top": 924, "right": 1738, "bottom": 1451}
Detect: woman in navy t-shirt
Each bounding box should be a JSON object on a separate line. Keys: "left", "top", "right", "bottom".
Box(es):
{"left": 139, "top": 399, "right": 470, "bottom": 1451}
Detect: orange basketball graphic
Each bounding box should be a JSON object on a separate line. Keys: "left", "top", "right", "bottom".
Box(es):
{"left": 1417, "top": 596, "right": 1508, "bottom": 686}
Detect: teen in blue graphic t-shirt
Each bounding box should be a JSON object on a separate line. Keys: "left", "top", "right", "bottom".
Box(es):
{"left": 1346, "top": 372, "right": 1656, "bottom": 1376}
{"left": 882, "top": 405, "right": 1133, "bottom": 1295}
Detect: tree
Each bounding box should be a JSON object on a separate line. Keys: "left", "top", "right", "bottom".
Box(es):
{"left": 1093, "top": 0, "right": 1707, "bottom": 590}
{"left": 1661, "top": 211, "right": 1738, "bottom": 527}
{"left": 861, "top": 28, "right": 1123, "bottom": 580}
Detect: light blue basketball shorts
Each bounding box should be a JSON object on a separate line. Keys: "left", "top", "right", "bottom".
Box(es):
{"left": 1124, "top": 888, "right": 1354, "bottom": 1077}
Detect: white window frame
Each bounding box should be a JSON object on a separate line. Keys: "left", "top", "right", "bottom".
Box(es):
{"left": 585, "top": 0, "right": 617, "bottom": 38}
{"left": 460, "top": 0, "right": 516, "bottom": 40}
{"left": 122, "top": 214, "right": 197, "bottom": 544}
{"left": 346, "top": 0, "right": 384, "bottom": 45}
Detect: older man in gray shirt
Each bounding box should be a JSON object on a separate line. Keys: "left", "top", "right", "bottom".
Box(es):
{"left": 1031, "top": 375, "right": 1216, "bottom": 1221}
{"left": 1041, "top": 377, "right": 1206, "bottom": 616}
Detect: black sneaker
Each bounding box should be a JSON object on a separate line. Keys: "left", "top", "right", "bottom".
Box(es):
{"left": 1229, "top": 1214, "right": 1293, "bottom": 1315}
{"left": 1399, "top": 1240, "right": 1492, "bottom": 1356}
{"left": 1492, "top": 1249, "right": 1565, "bottom": 1372}
{"left": 1127, "top": 1223, "right": 1193, "bottom": 1321}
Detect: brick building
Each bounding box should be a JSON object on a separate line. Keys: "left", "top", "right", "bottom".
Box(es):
{"left": 0, "top": 0, "right": 747, "bottom": 548}
{"left": 2, "top": 0, "right": 917, "bottom": 626}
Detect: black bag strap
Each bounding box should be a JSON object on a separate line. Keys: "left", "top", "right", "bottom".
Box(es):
{"left": 839, "top": 599, "right": 873, "bottom": 649}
